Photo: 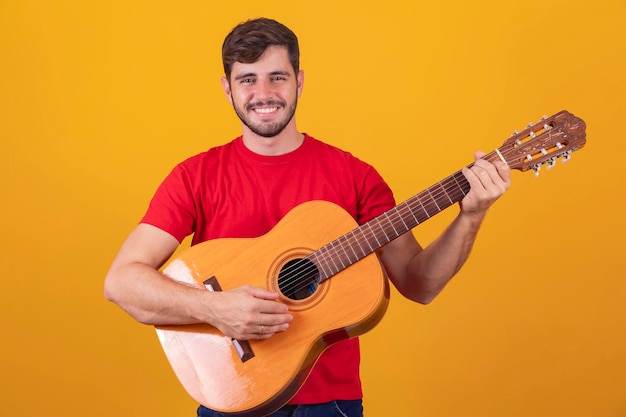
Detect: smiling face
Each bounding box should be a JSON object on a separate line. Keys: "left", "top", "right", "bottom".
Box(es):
{"left": 222, "top": 45, "right": 304, "bottom": 139}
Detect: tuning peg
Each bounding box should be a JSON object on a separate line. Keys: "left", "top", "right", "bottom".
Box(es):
{"left": 562, "top": 150, "right": 572, "bottom": 163}
{"left": 533, "top": 164, "right": 541, "bottom": 177}
{"left": 547, "top": 157, "right": 557, "bottom": 170}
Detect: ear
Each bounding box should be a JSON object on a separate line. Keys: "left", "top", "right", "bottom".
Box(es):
{"left": 296, "top": 70, "right": 304, "bottom": 98}
{"left": 221, "top": 76, "right": 233, "bottom": 104}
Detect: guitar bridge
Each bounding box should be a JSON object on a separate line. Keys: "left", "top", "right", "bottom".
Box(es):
{"left": 203, "top": 277, "right": 255, "bottom": 362}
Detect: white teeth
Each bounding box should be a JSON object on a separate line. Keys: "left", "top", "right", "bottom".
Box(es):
{"left": 255, "top": 107, "right": 278, "bottom": 114}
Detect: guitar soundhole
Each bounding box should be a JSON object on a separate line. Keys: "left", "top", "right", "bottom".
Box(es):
{"left": 278, "top": 258, "right": 319, "bottom": 300}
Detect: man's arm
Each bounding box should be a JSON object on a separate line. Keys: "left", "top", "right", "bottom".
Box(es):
{"left": 104, "top": 223, "right": 292, "bottom": 339}
{"left": 381, "top": 151, "right": 511, "bottom": 304}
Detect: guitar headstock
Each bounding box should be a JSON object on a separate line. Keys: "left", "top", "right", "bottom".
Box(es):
{"left": 498, "top": 110, "right": 586, "bottom": 175}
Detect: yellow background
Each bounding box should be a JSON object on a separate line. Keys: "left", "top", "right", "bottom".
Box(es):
{"left": 2, "top": 0, "right": 625, "bottom": 416}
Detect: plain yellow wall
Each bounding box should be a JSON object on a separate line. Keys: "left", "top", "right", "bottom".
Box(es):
{"left": 2, "top": 0, "right": 625, "bottom": 416}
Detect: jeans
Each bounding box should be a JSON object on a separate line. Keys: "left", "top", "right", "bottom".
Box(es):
{"left": 197, "top": 400, "right": 363, "bottom": 417}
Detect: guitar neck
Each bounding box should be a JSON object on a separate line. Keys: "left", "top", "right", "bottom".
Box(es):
{"left": 310, "top": 151, "right": 503, "bottom": 282}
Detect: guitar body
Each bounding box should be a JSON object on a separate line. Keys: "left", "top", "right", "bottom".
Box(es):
{"left": 156, "top": 201, "right": 390, "bottom": 416}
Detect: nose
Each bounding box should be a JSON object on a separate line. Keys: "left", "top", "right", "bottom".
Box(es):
{"left": 255, "top": 78, "right": 274, "bottom": 100}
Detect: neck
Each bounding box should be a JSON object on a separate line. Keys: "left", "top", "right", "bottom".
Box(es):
{"left": 242, "top": 124, "right": 304, "bottom": 156}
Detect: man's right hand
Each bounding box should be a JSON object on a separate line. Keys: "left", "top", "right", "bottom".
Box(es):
{"left": 205, "top": 285, "right": 293, "bottom": 340}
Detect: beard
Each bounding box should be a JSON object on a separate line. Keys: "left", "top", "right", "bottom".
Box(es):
{"left": 232, "top": 98, "right": 298, "bottom": 138}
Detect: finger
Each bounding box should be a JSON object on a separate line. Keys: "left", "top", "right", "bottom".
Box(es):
{"left": 474, "top": 150, "right": 487, "bottom": 161}
{"left": 257, "top": 322, "right": 290, "bottom": 335}
{"left": 472, "top": 159, "right": 507, "bottom": 188}
{"left": 472, "top": 150, "right": 510, "bottom": 185}
{"left": 244, "top": 286, "right": 281, "bottom": 300}
{"left": 494, "top": 160, "right": 511, "bottom": 184}
{"left": 242, "top": 286, "right": 289, "bottom": 312}
{"left": 258, "top": 310, "right": 294, "bottom": 329}
{"left": 258, "top": 301, "right": 290, "bottom": 315}
{"left": 463, "top": 163, "right": 493, "bottom": 191}
{"left": 247, "top": 322, "right": 290, "bottom": 340}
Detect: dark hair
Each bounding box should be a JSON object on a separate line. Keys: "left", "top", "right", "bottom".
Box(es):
{"left": 222, "top": 18, "right": 300, "bottom": 80}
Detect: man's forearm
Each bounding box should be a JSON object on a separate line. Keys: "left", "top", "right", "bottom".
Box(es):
{"left": 406, "top": 211, "right": 485, "bottom": 303}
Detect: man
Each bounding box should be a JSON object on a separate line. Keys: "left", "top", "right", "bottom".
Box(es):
{"left": 104, "top": 17, "right": 510, "bottom": 417}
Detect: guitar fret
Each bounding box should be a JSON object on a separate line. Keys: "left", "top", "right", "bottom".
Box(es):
{"left": 323, "top": 245, "right": 338, "bottom": 278}
{"left": 372, "top": 217, "right": 387, "bottom": 242}
{"left": 397, "top": 204, "right": 415, "bottom": 229}
{"left": 395, "top": 207, "right": 410, "bottom": 230}
{"left": 382, "top": 212, "right": 397, "bottom": 240}
{"left": 343, "top": 233, "right": 360, "bottom": 262}
{"left": 432, "top": 183, "right": 445, "bottom": 210}
{"left": 314, "top": 248, "right": 328, "bottom": 280}
{"left": 452, "top": 172, "right": 469, "bottom": 197}
{"left": 328, "top": 239, "right": 341, "bottom": 272}
{"left": 389, "top": 209, "right": 406, "bottom": 239}
{"left": 356, "top": 228, "right": 373, "bottom": 256}
{"left": 441, "top": 181, "right": 454, "bottom": 205}
{"left": 328, "top": 240, "right": 343, "bottom": 272}
{"left": 408, "top": 202, "right": 421, "bottom": 225}
{"left": 366, "top": 221, "right": 382, "bottom": 247}
{"left": 336, "top": 235, "right": 352, "bottom": 265}
{"left": 426, "top": 187, "right": 441, "bottom": 211}
{"left": 351, "top": 229, "right": 368, "bottom": 258}
{"left": 403, "top": 198, "right": 419, "bottom": 223}
{"left": 415, "top": 193, "right": 431, "bottom": 220}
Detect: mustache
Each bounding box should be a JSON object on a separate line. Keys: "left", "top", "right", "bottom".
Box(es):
{"left": 246, "top": 100, "right": 285, "bottom": 111}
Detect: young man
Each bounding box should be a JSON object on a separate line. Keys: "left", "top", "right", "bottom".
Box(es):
{"left": 104, "top": 18, "right": 510, "bottom": 417}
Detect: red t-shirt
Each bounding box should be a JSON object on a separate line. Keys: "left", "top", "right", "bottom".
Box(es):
{"left": 141, "top": 134, "right": 395, "bottom": 404}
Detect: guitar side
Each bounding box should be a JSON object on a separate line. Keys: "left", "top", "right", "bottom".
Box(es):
{"left": 155, "top": 200, "right": 390, "bottom": 416}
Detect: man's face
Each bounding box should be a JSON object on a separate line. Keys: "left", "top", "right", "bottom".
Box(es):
{"left": 222, "top": 46, "right": 303, "bottom": 138}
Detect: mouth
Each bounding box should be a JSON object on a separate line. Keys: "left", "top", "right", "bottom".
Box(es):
{"left": 247, "top": 100, "right": 285, "bottom": 116}
{"left": 254, "top": 107, "right": 279, "bottom": 114}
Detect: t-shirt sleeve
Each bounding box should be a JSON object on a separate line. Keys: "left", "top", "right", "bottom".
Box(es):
{"left": 140, "top": 162, "right": 197, "bottom": 243}
{"left": 355, "top": 163, "right": 396, "bottom": 225}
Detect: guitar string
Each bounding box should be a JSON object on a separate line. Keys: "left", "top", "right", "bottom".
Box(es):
{"left": 276, "top": 134, "right": 566, "bottom": 296}
{"left": 277, "top": 145, "right": 520, "bottom": 296}
{"left": 275, "top": 165, "right": 475, "bottom": 296}
{"left": 275, "top": 168, "right": 471, "bottom": 296}
{"left": 286, "top": 123, "right": 576, "bottom": 294}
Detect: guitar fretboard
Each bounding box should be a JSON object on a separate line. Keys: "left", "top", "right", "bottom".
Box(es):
{"left": 308, "top": 151, "right": 501, "bottom": 282}
{"left": 306, "top": 149, "right": 508, "bottom": 282}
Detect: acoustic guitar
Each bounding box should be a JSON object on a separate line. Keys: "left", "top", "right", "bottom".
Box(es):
{"left": 155, "top": 110, "right": 586, "bottom": 416}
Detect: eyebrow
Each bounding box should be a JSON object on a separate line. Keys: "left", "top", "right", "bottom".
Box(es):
{"left": 233, "top": 72, "right": 255, "bottom": 81}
